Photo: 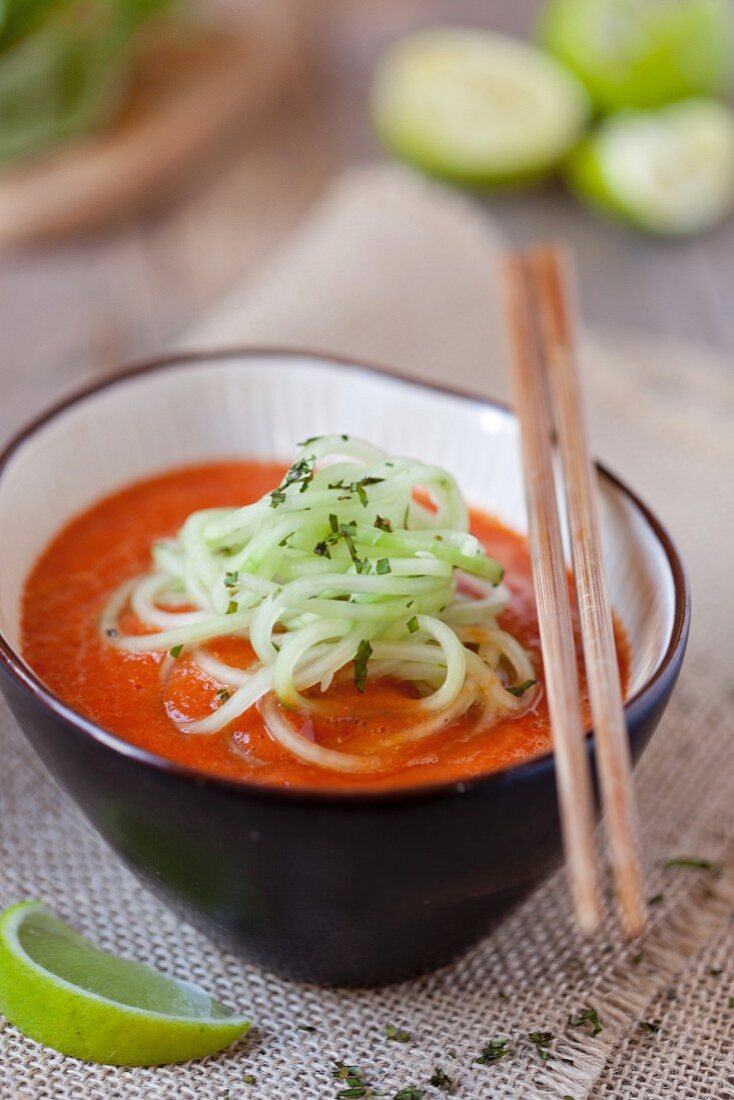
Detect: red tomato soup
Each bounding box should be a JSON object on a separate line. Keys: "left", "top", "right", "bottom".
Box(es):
{"left": 22, "top": 461, "right": 629, "bottom": 791}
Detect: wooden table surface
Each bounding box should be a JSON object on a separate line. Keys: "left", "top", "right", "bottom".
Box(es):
{"left": 1, "top": 0, "right": 732, "bottom": 438}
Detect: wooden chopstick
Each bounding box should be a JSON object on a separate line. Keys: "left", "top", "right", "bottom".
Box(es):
{"left": 501, "top": 255, "right": 602, "bottom": 937}
{"left": 527, "top": 245, "right": 646, "bottom": 939}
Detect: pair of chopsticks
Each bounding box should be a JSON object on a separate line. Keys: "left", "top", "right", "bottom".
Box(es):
{"left": 502, "top": 246, "right": 645, "bottom": 940}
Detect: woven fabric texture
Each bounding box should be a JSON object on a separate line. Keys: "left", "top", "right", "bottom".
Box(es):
{"left": 1, "top": 166, "right": 733, "bottom": 1099}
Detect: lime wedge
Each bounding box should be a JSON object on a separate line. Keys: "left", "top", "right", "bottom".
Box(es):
{"left": 0, "top": 901, "right": 250, "bottom": 1065}
{"left": 372, "top": 28, "right": 589, "bottom": 187}
{"left": 567, "top": 99, "right": 734, "bottom": 235}
{"left": 538, "top": 0, "right": 733, "bottom": 112}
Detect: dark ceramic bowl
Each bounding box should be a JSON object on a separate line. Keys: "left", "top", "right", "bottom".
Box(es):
{"left": 0, "top": 350, "right": 689, "bottom": 986}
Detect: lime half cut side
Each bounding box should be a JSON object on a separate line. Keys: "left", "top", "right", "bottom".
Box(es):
{"left": 372, "top": 28, "right": 589, "bottom": 187}
{"left": 567, "top": 99, "right": 734, "bottom": 235}
{"left": 0, "top": 901, "right": 250, "bottom": 1066}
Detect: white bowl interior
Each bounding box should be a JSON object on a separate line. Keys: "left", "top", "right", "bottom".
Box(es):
{"left": 0, "top": 354, "right": 676, "bottom": 700}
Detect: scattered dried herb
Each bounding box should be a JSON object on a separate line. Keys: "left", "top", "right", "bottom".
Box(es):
{"left": 528, "top": 1031, "right": 554, "bottom": 1061}
{"left": 568, "top": 1006, "right": 603, "bottom": 1037}
{"left": 169, "top": 644, "right": 183, "bottom": 658}
{"left": 429, "top": 1068, "right": 453, "bottom": 1091}
{"left": 385, "top": 1024, "right": 411, "bottom": 1043}
{"left": 354, "top": 639, "right": 373, "bottom": 693}
{"left": 476, "top": 1037, "right": 511, "bottom": 1064}
{"left": 639, "top": 1020, "right": 660, "bottom": 1035}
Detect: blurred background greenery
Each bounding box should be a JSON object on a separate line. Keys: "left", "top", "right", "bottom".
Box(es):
{"left": 0, "top": 0, "right": 733, "bottom": 423}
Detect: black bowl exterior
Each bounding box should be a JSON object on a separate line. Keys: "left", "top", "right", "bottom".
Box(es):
{"left": 0, "top": 646, "right": 683, "bottom": 986}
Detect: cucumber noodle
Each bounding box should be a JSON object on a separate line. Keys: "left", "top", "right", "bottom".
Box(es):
{"left": 100, "top": 435, "right": 537, "bottom": 774}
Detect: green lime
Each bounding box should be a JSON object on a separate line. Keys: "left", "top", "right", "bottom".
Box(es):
{"left": 372, "top": 28, "right": 589, "bottom": 187}
{"left": 566, "top": 98, "right": 734, "bottom": 235}
{"left": 538, "top": 0, "right": 733, "bottom": 112}
{"left": 0, "top": 901, "right": 250, "bottom": 1065}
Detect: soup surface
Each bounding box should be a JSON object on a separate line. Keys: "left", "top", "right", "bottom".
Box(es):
{"left": 22, "top": 461, "right": 629, "bottom": 791}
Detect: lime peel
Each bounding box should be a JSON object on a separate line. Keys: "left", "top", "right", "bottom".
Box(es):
{"left": 0, "top": 901, "right": 250, "bottom": 1065}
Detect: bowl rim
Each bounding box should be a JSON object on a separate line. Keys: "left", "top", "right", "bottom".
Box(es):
{"left": 0, "top": 346, "right": 690, "bottom": 806}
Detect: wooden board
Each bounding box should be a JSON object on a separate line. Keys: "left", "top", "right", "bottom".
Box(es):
{"left": 0, "top": 10, "right": 300, "bottom": 247}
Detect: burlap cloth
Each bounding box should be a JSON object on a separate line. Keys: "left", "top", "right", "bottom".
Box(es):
{"left": 1, "top": 166, "right": 733, "bottom": 1099}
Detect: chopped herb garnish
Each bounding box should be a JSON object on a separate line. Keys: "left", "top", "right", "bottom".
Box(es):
{"left": 375, "top": 558, "right": 391, "bottom": 575}
{"left": 374, "top": 516, "right": 393, "bottom": 532}
{"left": 407, "top": 616, "right": 419, "bottom": 634}
{"left": 506, "top": 678, "right": 537, "bottom": 697}
{"left": 639, "top": 1020, "right": 660, "bottom": 1035}
{"left": 429, "top": 1068, "right": 453, "bottom": 1091}
{"left": 354, "top": 639, "right": 373, "bottom": 693}
{"left": 217, "top": 689, "right": 231, "bottom": 703}
{"left": 224, "top": 571, "right": 239, "bottom": 588}
{"left": 269, "top": 489, "right": 286, "bottom": 508}
{"left": 243, "top": 1075, "right": 256, "bottom": 1085}
{"left": 332, "top": 1062, "right": 384, "bottom": 1099}
{"left": 393, "top": 1090, "right": 425, "bottom": 1100}
{"left": 728, "top": 997, "right": 734, "bottom": 1008}
{"left": 476, "top": 1037, "right": 511, "bottom": 1064}
{"left": 649, "top": 893, "right": 664, "bottom": 906}
{"left": 498, "top": 990, "right": 509, "bottom": 1001}
{"left": 665, "top": 857, "right": 720, "bottom": 873}
{"left": 568, "top": 1006, "right": 603, "bottom": 1037}
{"left": 330, "top": 513, "right": 340, "bottom": 533}
{"left": 631, "top": 952, "right": 643, "bottom": 966}
{"left": 528, "top": 1031, "right": 554, "bottom": 1061}
{"left": 169, "top": 645, "right": 183, "bottom": 658}
{"left": 314, "top": 541, "right": 331, "bottom": 558}
{"left": 226, "top": 600, "right": 238, "bottom": 615}
{"left": 298, "top": 435, "right": 322, "bottom": 447}
{"left": 385, "top": 1024, "right": 411, "bottom": 1043}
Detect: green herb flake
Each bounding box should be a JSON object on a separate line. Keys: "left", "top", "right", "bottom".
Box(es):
{"left": 314, "top": 541, "right": 331, "bottom": 558}
{"left": 374, "top": 516, "right": 393, "bottom": 532}
{"left": 217, "top": 689, "right": 231, "bottom": 703}
{"left": 528, "top": 1031, "right": 554, "bottom": 1061}
{"left": 354, "top": 640, "right": 373, "bottom": 693}
{"left": 568, "top": 1006, "right": 603, "bottom": 1037}
{"left": 329, "top": 513, "right": 340, "bottom": 533}
{"left": 375, "top": 558, "right": 391, "bottom": 575}
{"left": 429, "top": 1067, "right": 453, "bottom": 1091}
{"left": 385, "top": 1024, "right": 411, "bottom": 1043}
{"left": 476, "top": 1037, "right": 511, "bottom": 1064}
{"left": 506, "top": 678, "right": 537, "bottom": 697}
{"left": 226, "top": 600, "right": 238, "bottom": 615}
{"left": 631, "top": 952, "right": 643, "bottom": 966}
{"left": 649, "top": 893, "right": 664, "bottom": 906}
{"left": 243, "top": 1075, "right": 256, "bottom": 1085}
{"left": 269, "top": 489, "right": 286, "bottom": 508}
{"left": 729, "top": 997, "right": 734, "bottom": 1009}
{"left": 393, "top": 1090, "right": 425, "bottom": 1100}
{"left": 498, "top": 990, "right": 509, "bottom": 1001}
{"left": 639, "top": 1020, "right": 660, "bottom": 1035}
{"left": 297, "top": 435, "right": 322, "bottom": 447}
{"left": 665, "top": 857, "right": 720, "bottom": 873}
{"left": 169, "top": 644, "right": 183, "bottom": 658}
{"left": 407, "top": 616, "right": 419, "bottom": 634}
{"left": 298, "top": 1024, "right": 317, "bottom": 1032}
{"left": 224, "top": 571, "right": 239, "bottom": 588}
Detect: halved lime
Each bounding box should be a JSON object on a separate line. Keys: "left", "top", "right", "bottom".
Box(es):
{"left": 567, "top": 98, "right": 734, "bottom": 235}
{"left": 372, "top": 28, "right": 589, "bottom": 187}
{"left": 538, "top": 0, "right": 733, "bottom": 112}
{"left": 0, "top": 901, "right": 250, "bottom": 1065}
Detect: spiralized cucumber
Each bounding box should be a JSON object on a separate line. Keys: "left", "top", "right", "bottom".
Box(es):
{"left": 101, "top": 436, "right": 537, "bottom": 773}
